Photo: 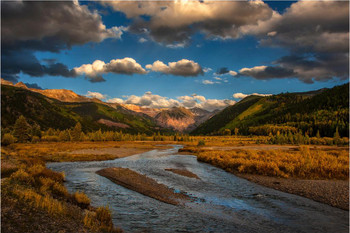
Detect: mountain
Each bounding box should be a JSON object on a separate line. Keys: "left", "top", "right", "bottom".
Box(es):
{"left": 1, "top": 84, "right": 165, "bottom": 134}
{"left": 121, "top": 104, "right": 162, "bottom": 118}
{"left": 1, "top": 79, "right": 102, "bottom": 103}
{"left": 153, "top": 107, "right": 216, "bottom": 132}
{"left": 192, "top": 83, "right": 349, "bottom": 137}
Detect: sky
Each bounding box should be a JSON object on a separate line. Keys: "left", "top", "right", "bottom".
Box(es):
{"left": 1, "top": 0, "right": 349, "bottom": 111}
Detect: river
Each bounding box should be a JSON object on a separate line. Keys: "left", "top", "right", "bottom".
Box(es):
{"left": 47, "top": 145, "right": 348, "bottom": 233}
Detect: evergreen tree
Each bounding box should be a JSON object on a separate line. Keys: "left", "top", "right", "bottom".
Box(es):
{"left": 13, "top": 115, "right": 31, "bottom": 142}
{"left": 71, "top": 122, "right": 82, "bottom": 141}
{"left": 31, "top": 124, "right": 42, "bottom": 138}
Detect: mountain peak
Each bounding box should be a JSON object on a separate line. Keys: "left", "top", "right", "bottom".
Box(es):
{"left": 14, "top": 82, "right": 29, "bottom": 89}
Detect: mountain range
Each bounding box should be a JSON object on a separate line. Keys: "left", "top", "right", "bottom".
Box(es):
{"left": 1, "top": 79, "right": 216, "bottom": 133}
{"left": 2, "top": 79, "right": 348, "bottom": 137}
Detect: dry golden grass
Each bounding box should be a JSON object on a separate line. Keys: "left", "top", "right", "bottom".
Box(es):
{"left": 1, "top": 151, "right": 123, "bottom": 233}
{"left": 197, "top": 146, "right": 349, "bottom": 179}
{"left": 6, "top": 141, "right": 167, "bottom": 162}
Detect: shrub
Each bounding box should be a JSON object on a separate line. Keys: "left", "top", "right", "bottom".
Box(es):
{"left": 73, "top": 191, "right": 90, "bottom": 208}
{"left": 2, "top": 133, "right": 16, "bottom": 146}
{"left": 31, "top": 136, "right": 40, "bottom": 143}
{"left": 10, "top": 169, "right": 34, "bottom": 185}
{"left": 197, "top": 140, "right": 205, "bottom": 147}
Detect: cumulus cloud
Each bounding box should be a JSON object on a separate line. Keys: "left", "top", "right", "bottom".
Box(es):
{"left": 202, "top": 80, "right": 214, "bottom": 85}
{"left": 106, "top": 92, "right": 235, "bottom": 111}
{"left": 74, "top": 58, "right": 147, "bottom": 82}
{"left": 237, "top": 53, "right": 349, "bottom": 83}
{"left": 229, "top": 70, "right": 238, "bottom": 76}
{"left": 101, "top": 1, "right": 348, "bottom": 83}
{"left": 203, "top": 67, "right": 213, "bottom": 73}
{"left": 85, "top": 91, "right": 107, "bottom": 100}
{"left": 138, "top": 37, "right": 148, "bottom": 43}
{"left": 241, "top": 1, "right": 349, "bottom": 54}
{"left": 102, "top": 1, "right": 273, "bottom": 46}
{"left": 1, "top": 1, "right": 125, "bottom": 82}
{"left": 233, "top": 92, "right": 271, "bottom": 99}
{"left": 238, "top": 65, "right": 295, "bottom": 80}
{"left": 236, "top": 1, "right": 349, "bottom": 83}
{"left": 146, "top": 59, "right": 203, "bottom": 77}
{"left": 106, "top": 98, "right": 124, "bottom": 104}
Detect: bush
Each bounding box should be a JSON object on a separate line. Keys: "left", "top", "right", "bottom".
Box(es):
{"left": 31, "top": 136, "right": 40, "bottom": 143}
{"left": 73, "top": 191, "right": 90, "bottom": 208}
{"left": 197, "top": 140, "right": 205, "bottom": 147}
{"left": 2, "top": 133, "right": 16, "bottom": 146}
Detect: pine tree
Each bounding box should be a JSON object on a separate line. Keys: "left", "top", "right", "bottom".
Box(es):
{"left": 13, "top": 115, "right": 31, "bottom": 142}
{"left": 31, "top": 124, "right": 42, "bottom": 138}
{"left": 71, "top": 122, "right": 82, "bottom": 141}
{"left": 316, "top": 130, "right": 321, "bottom": 138}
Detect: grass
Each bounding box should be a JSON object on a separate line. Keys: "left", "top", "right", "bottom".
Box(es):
{"left": 1, "top": 147, "right": 123, "bottom": 232}
{"left": 5, "top": 141, "right": 163, "bottom": 162}
{"left": 196, "top": 146, "right": 349, "bottom": 179}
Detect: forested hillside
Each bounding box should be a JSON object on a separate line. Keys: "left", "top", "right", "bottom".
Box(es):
{"left": 1, "top": 85, "right": 163, "bottom": 134}
{"left": 192, "top": 83, "right": 349, "bottom": 137}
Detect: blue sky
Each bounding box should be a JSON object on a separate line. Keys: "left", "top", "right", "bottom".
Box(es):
{"left": 2, "top": 1, "right": 348, "bottom": 110}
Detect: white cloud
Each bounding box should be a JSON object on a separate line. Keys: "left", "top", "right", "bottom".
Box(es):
{"left": 106, "top": 92, "right": 235, "bottom": 111}
{"left": 202, "top": 80, "right": 214, "bottom": 85}
{"left": 74, "top": 57, "right": 147, "bottom": 82}
{"left": 203, "top": 67, "right": 213, "bottom": 73}
{"left": 233, "top": 92, "right": 272, "bottom": 99}
{"left": 106, "top": 98, "right": 124, "bottom": 104}
{"left": 138, "top": 37, "right": 148, "bottom": 43}
{"left": 213, "top": 77, "right": 222, "bottom": 80}
{"left": 146, "top": 59, "right": 203, "bottom": 76}
{"left": 229, "top": 70, "right": 238, "bottom": 76}
{"left": 85, "top": 91, "right": 107, "bottom": 100}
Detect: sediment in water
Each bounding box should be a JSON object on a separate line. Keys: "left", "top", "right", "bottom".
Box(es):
{"left": 96, "top": 167, "right": 191, "bottom": 205}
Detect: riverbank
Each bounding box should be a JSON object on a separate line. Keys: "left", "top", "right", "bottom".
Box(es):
{"left": 180, "top": 144, "right": 349, "bottom": 210}
{"left": 1, "top": 141, "right": 166, "bottom": 233}
{"left": 238, "top": 174, "right": 349, "bottom": 210}
{"left": 3, "top": 141, "right": 168, "bottom": 162}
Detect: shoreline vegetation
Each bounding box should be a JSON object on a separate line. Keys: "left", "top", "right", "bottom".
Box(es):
{"left": 179, "top": 144, "right": 349, "bottom": 210}
{"left": 96, "top": 167, "right": 191, "bottom": 205}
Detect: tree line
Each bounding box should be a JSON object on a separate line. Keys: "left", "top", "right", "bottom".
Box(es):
{"left": 1, "top": 116, "right": 194, "bottom": 145}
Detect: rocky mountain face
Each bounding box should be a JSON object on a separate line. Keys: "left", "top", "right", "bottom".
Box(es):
{"left": 153, "top": 107, "right": 216, "bottom": 132}
{"left": 121, "top": 104, "right": 162, "bottom": 118}
{"left": 121, "top": 104, "right": 218, "bottom": 132}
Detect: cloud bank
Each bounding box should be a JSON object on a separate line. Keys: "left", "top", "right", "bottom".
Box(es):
{"left": 107, "top": 92, "right": 235, "bottom": 112}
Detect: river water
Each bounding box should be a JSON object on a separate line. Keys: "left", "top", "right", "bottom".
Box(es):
{"left": 47, "top": 145, "right": 348, "bottom": 233}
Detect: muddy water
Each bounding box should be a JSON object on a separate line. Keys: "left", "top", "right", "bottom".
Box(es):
{"left": 47, "top": 145, "right": 348, "bottom": 233}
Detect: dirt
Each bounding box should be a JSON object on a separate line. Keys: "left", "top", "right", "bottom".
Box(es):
{"left": 165, "top": 168, "right": 200, "bottom": 179}
{"left": 96, "top": 167, "right": 191, "bottom": 205}
{"left": 238, "top": 174, "right": 349, "bottom": 210}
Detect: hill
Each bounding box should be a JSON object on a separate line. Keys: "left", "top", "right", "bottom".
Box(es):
{"left": 1, "top": 84, "right": 164, "bottom": 134}
{"left": 192, "top": 83, "right": 349, "bottom": 137}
